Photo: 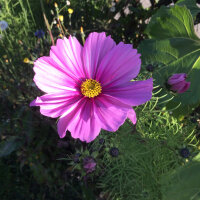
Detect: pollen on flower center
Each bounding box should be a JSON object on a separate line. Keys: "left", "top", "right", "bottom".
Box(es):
{"left": 81, "top": 79, "right": 102, "bottom": 98}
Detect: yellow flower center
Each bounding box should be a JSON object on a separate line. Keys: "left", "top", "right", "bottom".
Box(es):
{"left": 81, "top": 79, "right": 102, "bottom": 98}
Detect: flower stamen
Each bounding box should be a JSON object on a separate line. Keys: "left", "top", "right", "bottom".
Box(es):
{"left": 81, "top": 79, "right": 102, "bottom": 98}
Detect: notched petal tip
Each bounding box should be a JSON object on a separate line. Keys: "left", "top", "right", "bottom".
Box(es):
{"left": 57, "top": 118, "right": 67, "bottom": 138}
{"left": 30, "top": 99, "right": 37, "bottom": 107}
{"left": 127, "top": 109, "right": 137, "bottom": 124}
{"left": 58, "top": 131, "right": 66, "bottom": 139}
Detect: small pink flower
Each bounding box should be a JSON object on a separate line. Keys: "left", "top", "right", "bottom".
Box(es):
{"left": 167, "top": 73, "right": 190, "bottom": 94}
{"left": 83, "top": 157, "right": 96, "bottom": 173}
{"left": 30, "top": 32, "right": 153, "bottom": 142}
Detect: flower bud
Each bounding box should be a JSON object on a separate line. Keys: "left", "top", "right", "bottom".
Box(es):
{"left": 54, "top": 2, "right": 58, "bottom": 8}
{"left": 167, "top": 73, "right": 190, "bottom": 94}
{"left": 146, "top": 64, "right": 154, "bottom": 72}
{"left": 180, "top": 147, "right": 190, "bottom": 158}
{"left": 23, "top": 58, "right": 30, "bottom": 63}
{"left": 83, "top": 156, "right": 96, "bottom": 173}
{"left": 109, "top": 147, "right": 119, "bottom": 157}
{"left": 58, "top": 15, "right": 64, "bottom": 22}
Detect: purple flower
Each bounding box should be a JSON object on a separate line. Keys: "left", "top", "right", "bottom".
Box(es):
{"left": 34, "top": 30, "right": 45, "bottom": 38}
{"left": 83, "top": 157, "right": 96, "bottom": 173}
{"left": 30, "top": 32, "right": 153, "bottom": 142}
{"left": 167, "top": 73, "right": 190, "bottom": 94}
{"left": 0, "top": 20, "right": 8, "bottom": 31}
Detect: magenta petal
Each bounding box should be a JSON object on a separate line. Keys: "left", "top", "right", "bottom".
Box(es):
{"left": 33, "top": 56, "right": 78, "bottom": 93}
{"left": 167, "top": 73, "right": 190, "bottom": 94}
{"left": 84, "top": 162, "right": 96, "bottom": 169}
{"left": 82, "top": 32, "right": 116, "bottom": 79}
{"left": 96, "top": 42, "right": 141, "bottom": 87}
{"left": 57, "top": 100, "right": 84, "bottom": 138}
{"left": 127, "top": 109, "right": 137, "bottom": 124}
{"left": 167, "top": 73, "right": 186, "bottom": 85}
{"left": 94, "top": 94, "right": 131, "bottom": 132}
{"left": 171, "top": 81, "right": 190, "bottom": 94}
{"left": 30, "top": 91, "right": 82, "bottom": 118}
{"left": 104, "top": 78, "right": 153, "bottom": 106}
{"left": 179, "top": 81, "right": 190, "bottom": 93}
{"left": 50, "top": 36, "right": 85, "bottom": 81}
{"left": 68, "top": 99, "right": 101, "bottom": 142}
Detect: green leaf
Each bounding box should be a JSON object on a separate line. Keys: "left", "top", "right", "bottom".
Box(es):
{"left": 0, "top": 136, "right": 22, "bottom": 157}
{"left": 193, "top": 152, "right": 200, "bottom": 162}
{"left": 165, "top": 101, "right": 197, "bottom": 119}
{"left": 176, "top": 0, "right": 200, "bottom": 18}
{"left": 161, "top": 155, "right": 200, "bottom": 200}
{"left": 145, "top": 5, "right": 199, "bottom": 40}
{"left": 139, "top": 5, "right": 200, "bottom": 114}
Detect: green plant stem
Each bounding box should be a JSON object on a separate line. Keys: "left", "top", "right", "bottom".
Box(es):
{"left": 39, "top": 0, "right": 54, "bottom": 45}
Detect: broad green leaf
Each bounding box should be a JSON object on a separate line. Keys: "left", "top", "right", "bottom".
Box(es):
{"left": 161, "top": 161, "right": 200, "bottom": 200}
{"left": 153, "top": 39, "right": 200, "bottom": 105}
{"left": 193, "top": 152, "right": 200, "bottom": 162}
{"left": 176, "top": 0, "right": 200, "bottom": 18}
{"left": 139, "top": 5, "right": 200, "bottom": 115}
{"left": 140, "top": 38, "right": 200, "bottom": 66}
{"left": 0, "top": 136, "right": 22, "bottom": 157}
{"left": 145, "top": 5, "right": 199, "bottom": 40}
{"left": 165, "top": 101, "right": 197, "bottom": 119}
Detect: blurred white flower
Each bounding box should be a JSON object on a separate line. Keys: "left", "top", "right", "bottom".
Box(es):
{"left": 123, "top": 4, "right": 132, "bottom": 16}
{"left": 111, "top": 1, "right": 116, "bottom": 6}
{"left": 114, "top": 12, "right": 121, "bottom": 20}
{"left": 145, "top": 17, "right": 151, "bottom": 24}
{"left": 0, "top": 20, "right": 8, "bottom": 31}
{"left": 195, "top": 23, "right": 200, "bottom": 39}
{"left": 66, "top": 0, "right": 70, "bottom": 6}
{"left": 140, "top": 0, "right": 151, "bottom": 9}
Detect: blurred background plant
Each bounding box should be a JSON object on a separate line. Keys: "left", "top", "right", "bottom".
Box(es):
{"left": 0, "top": 0, "right": 200, "bottom": 199}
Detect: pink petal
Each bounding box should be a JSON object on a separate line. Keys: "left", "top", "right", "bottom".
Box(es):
{"left": 50, "top": 36, "right": 85, "bottom": 81}
{"left": 103, "top": 78, "right": 153, "bottom": 106}
{"left": 96, "top": 42, "right": 141, "bottom": 87}
{"left": 82, "top": 32, "right": 116, "bottom": 79}
{"left": 94, "top": 94, "right": 131, "bottom": 132}
{"left": 84, "top": 162, "right": 96, "bottom": 169}
{"left": 57, "top": 98, "right": 101, "bottom": 142}
{"left": 33, "top": 56, "right": 78, "bottom": 93}
{"left": 167, "top": 73, "right": 186, "bottom": 85}
{"left": 171, "top": 81, "right": 190, "bottom": 94}
{"left": 57, "top": 99, "right": 84, "bottom": 138}
{"left": 68, "top": 98, "right": 101, "bottom": 142}
{"left": 30, "top": 91, "right": 82, "bottom": 118}
{"left": 127, "top": 108, "right": 137, "bottom": 124}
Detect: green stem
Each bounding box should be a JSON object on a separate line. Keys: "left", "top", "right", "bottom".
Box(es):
{"left": 39, "top": 0, "right": 54, "bottom": 45}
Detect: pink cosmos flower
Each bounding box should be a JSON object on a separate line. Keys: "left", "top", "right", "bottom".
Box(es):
{"left": 30, "top": 32, "right": 153, "bottom": 142}
{"left": 167, "top": 73, "right": 190, "bottom": 94}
